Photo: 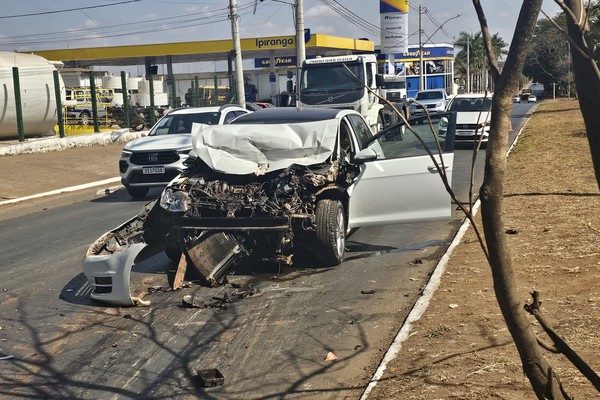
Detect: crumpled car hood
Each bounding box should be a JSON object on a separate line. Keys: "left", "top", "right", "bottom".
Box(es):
{"left": 191, "top": 120, "right": 339, "bottom": 175}
{"left": 124, "top": 134, "right": 192, "bottom": 152}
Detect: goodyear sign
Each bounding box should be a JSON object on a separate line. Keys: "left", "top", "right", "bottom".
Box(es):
{"left": 254, "top": 56, "right": 297, "bottom": 68}
{"left": 380, "top": 0, "right": 409, "bottom": 54}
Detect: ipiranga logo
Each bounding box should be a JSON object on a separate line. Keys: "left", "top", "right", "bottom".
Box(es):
{"left": 255, "top": 37, "right": 295, "bottom": 48}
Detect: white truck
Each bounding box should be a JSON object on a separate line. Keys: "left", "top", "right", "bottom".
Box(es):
{"left": 299, "top": 54, "right": 405, "bottom": 132}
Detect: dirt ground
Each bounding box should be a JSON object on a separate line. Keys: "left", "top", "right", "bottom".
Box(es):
{"left": 367, "top": 99, "right": 600, "bottom": 399}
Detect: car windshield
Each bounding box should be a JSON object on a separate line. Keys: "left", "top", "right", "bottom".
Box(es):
{"left": 448, "top": 97, "right": 492, "bottom": 112}
{"left": 149, "top": 112, "right": 221, "bottom": 135}
{"left": 416, "top": 91, "right": 444, "bottom": 100}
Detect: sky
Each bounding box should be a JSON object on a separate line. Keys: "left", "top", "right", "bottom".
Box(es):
{"left": 0, "top": 0, "right": 563, "bottom": 65}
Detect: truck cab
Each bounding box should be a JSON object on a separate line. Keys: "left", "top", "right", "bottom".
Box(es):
{"left": 299, "top": 54, "right": 386, "bottom": 132}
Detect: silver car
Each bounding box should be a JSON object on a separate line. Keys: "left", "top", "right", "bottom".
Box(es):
{"left": 119, "top": 104, "right": 250, "bottom": 199}
{"left": 84, "top": 108, "right": 457, "bottom": 305}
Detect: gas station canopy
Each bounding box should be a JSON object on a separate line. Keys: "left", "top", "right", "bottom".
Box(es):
{"left": 28, "top": 33, "right": 374, "bottom": 67}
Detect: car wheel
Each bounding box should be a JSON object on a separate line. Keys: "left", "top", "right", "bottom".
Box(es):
{"left": 315, "top": 199, "right": 345, "bottom": 266}
{"left": 79, "top": 111, "right": 91, "bottom": 125}
{"left": 126, "top": 186, "right": 149, "bottom": 199}
{"left": 165, "top": 247, "right": 182, "bottom": 262}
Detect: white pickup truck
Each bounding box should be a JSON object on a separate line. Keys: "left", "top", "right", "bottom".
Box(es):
{"left": 409, "top": 89, "right": 450, "bottom": 117}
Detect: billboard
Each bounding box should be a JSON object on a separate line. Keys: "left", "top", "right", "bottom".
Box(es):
{"left": 380, "top": 0, "right": 409, "bottom": 54}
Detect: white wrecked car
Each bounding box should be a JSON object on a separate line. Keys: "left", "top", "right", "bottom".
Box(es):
{"left": 83, "top": 107, "right": 456, "bottom": 305}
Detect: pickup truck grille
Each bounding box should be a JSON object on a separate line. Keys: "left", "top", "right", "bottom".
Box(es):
{"left": 456, "top": 124, "right": 482, "bottom": 130}
{"left": 130, "top": 151, "right": 179, "bottom": 165}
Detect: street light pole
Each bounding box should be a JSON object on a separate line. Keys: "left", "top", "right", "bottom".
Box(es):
{"left": 466, "top": 33, "right": 470, "bottom": 93}
{"left": 419, "top": 5, "right": 424, "bottom": 91}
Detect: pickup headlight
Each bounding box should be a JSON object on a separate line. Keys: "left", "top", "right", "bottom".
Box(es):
{"left": 439, "top": 116, "right": 448, "bottom": 129}
{"left": 160, "top": 188, "right": 190, "bottom": 212}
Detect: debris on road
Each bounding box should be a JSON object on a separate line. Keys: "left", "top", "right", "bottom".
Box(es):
{"left": 197, "top": 368, "right": 224, "bottom": 387}
{"left": 361, "top": 289, "right": 375, "bottom": 295}
{"left": 324, "top": 351, "right": 338, "bottom": 361}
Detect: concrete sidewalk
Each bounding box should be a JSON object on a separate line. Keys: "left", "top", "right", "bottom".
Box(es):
{"left": 0, "top": 130, "right": 143, "bottom": 201}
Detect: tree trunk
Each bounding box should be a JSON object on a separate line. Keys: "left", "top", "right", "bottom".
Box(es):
{"left": 474, "top": 0, "right": 570, "bottom": 398}
{"left": 563, "top": 0, "right": 600, "bottom": 191}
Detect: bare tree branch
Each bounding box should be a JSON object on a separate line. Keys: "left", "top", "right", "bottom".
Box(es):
{"left": 525, "top": 291, "right": 600, "bottom": 392}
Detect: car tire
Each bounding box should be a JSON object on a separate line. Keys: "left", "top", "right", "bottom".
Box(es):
{"left": 315, "top": 199, "right": 345, "bottom": 266}
{"left": 165, "top": 247, "right": 182, "bottom": 262}
{"left": 126, "top": 186, "right": 149, "bottom": 199}
{"left": 79, "top": 111, "right": 91, "bottom": 125}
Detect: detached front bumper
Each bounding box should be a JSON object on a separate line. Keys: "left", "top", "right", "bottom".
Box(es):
{"left": 82, "top": 199, "right": 166, "bottom": 306}
{"left": 83, "top": 242, "right": 147, "bottom": 306}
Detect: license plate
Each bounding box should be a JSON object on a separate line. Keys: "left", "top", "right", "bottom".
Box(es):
{"left": 142, "top": 166, "right": 165, "bottom": 174}
{"left": 456, "top": 130, "right": 475, "bottom": 136}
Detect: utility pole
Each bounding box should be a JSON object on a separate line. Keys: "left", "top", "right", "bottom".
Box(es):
{"left": 295, "top": 0, "right": 305, "bottom": 105}
{"left": 229, "top": 0, "right": 246, "bottom": 107}
{"left": 418, "top": 5, "right": 424, "bottom": 91}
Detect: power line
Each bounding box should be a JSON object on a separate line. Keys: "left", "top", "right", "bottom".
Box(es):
{"left": 0, "top": 0, "right": 141, "bottom": 19}
{"left": 0, "top": 2, "right": 257, "bottom": 48}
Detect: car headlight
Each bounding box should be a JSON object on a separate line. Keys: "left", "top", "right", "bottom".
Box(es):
{"left": 160, "top": 188, "right": 190, "bottom": 212}
{"left": 439, "top": 117, "right": 448, "bottom": 129}
{"left": 121, "top": 149, "right": 132, "bottom": 158}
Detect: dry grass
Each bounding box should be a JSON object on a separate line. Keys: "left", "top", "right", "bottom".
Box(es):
{"left": 368, "top": 99, "right": 600, "bottom": 400}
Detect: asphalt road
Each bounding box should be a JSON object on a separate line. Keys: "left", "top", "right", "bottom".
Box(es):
{"left": 0, "top": 103, "right": 534, "bottom": 399}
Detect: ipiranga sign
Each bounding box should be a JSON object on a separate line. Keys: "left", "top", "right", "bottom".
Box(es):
{"left": 380, "top": 0, "right": 409, "bottom": 54}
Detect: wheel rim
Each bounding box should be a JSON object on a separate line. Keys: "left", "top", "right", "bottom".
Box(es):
{"left": 335, "top": 206, "right": 345, "bottom": 257}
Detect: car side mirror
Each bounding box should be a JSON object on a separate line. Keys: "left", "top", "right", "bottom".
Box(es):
{"left": 183, "top": 149, "right": 198, "bottom": 167}
{"left": 375, "top": 74, "right": 385, "bottom": 88}
{"left": 353, "top": 148, "right": 378, "bottom": 164}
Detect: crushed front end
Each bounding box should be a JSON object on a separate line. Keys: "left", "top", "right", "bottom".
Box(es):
{"left": 160, "top": 158, "right": 357, "bottom": 264}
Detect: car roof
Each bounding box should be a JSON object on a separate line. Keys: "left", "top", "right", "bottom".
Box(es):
{"left": 167, "top": 104, "right": 245, "bottom": 115}
{"left": 452, "top": 93, "right": 492, "bottom": 99}
{"left": 231, "top": 107, "right": 358, "bottom": 124}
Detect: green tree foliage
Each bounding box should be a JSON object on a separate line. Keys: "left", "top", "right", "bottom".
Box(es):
{"left": 454, "top": 31, "right": 507, "bottom": 91}
{"left": 525, "top": 3, "right": 600, "bottom": 96}
{"left": 523, "top": 15, "right": 571, "bottom": 94}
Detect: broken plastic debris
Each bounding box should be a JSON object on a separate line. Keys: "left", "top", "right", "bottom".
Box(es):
{"left": 197, "top": 368, "right": 224, "bottom": 387}
{"left": 182, "top": 294, "right": 205, "bottom": 308}
{"left": 324, "top": 351, "right": 338, "bottom": 361}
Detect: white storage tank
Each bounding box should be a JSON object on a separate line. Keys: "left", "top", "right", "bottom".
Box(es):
{"left": 0, "top": 52, "right": 64, "bottom": 138}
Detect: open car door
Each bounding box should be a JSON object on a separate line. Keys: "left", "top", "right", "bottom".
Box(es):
{"left": 347, "top": 112, "right": 456, "bottom": 229}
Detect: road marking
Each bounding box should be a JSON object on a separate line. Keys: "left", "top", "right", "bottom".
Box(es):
{"left": 0, "top": 177, "right": 122, "bottom": 206}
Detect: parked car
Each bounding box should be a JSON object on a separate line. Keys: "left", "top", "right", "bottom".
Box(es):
{"left": 409, "top": 89, "right": 449, "bottom": 117}
{"left": 83, "top": 107, "right": 457, "bottom": 305}
{"left": 442, "top": 93, "right": 492, "bottom": 144}
{"left": 119, "top": 104, "right": 250, "bottom": 199}
{"left": 527, "top": 94, "right": 537, "bottom": 103}
{"left": 513, "top": 94, "right": 521, "bottom": 103}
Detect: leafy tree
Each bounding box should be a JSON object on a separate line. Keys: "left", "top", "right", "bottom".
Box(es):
{"left": 524, "top": 14, "right": 572, "bottom": 94}
{"left": 454, "top": 31, "right": 507, "bottom": 92}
